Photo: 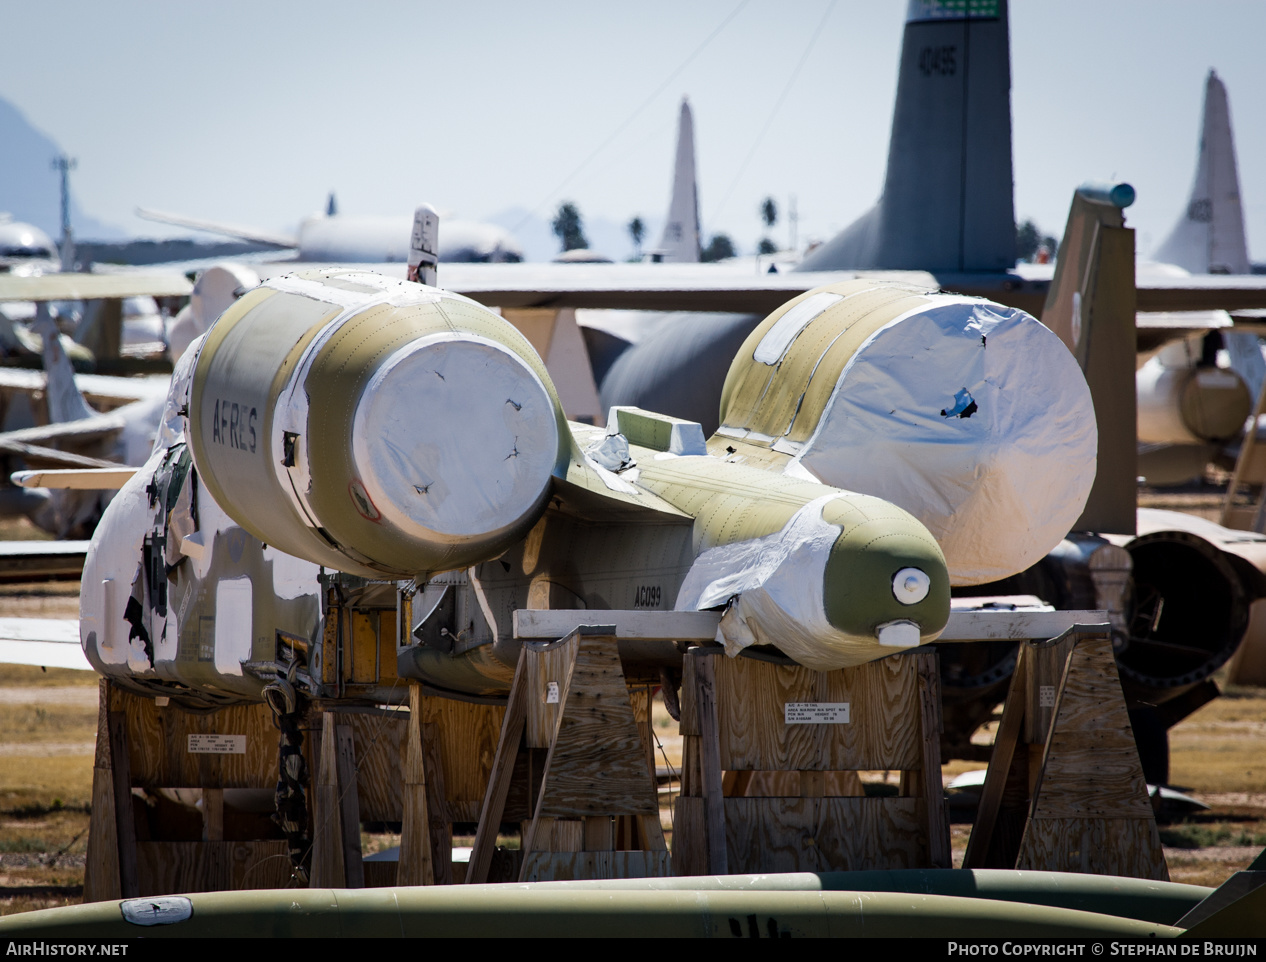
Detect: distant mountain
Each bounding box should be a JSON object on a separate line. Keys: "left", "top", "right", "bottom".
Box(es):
{"left": 0, "top": 96, "right": 126, "bottom": 240}
{"left": 488, "top": 207, "right": 663, "bottom": 263}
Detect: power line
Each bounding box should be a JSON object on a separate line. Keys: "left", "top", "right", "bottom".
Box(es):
{"left": 512, "top": 0, "right": 750, "bottom": 234}
{"left": 706, "top": 0, "right": 836, "bottom": 233}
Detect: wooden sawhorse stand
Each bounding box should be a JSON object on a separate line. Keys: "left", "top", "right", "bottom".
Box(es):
{"left": 963, "top": 624, "right": 1168, "bottom": 880}
{"left": 465, "top": 628, "right": 668, "bottom": 883}
{"left": 673, "top": 647, "right": 950, "bottom": 875}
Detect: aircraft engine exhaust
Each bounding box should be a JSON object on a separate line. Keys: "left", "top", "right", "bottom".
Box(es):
{"left": 189, "top": 269, "right": 569, "bottom": 580}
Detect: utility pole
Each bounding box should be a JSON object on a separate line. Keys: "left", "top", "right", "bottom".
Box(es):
{"left": 51, "top": 155, "right": 77, "bottom": 270}
{"left": 789, "top": 194, "right": 798, "bottom": 254}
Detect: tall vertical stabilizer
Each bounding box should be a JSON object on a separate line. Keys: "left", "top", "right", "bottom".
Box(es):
{"left": 799, "top": 0, "right": 1015, "bottom": 272}
{"left": 1154, "top": 71, "right": 1250, "bottom": 275}
{"left": 657, "top": 98, "right": 701, "bottom": 263}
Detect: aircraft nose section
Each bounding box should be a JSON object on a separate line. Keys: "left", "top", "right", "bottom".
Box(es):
{"left": 819, "top": 503, "right": 950, "bottom": 660}
{"left": 690, "top": 493, "right": 949, "bottom": 671}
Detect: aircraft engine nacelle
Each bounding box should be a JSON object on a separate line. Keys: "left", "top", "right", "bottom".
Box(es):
{"left": 188, "top": 269, "right": 570, "bottom": 580}
{"left": 1136, "top": 355, "right": 1251, "bottom": 446}
{"left": 717, "top": 281, "right": 1098, "bottom": 586}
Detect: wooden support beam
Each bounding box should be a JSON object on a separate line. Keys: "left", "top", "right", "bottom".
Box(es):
{"left": 963, "top": 651, "right": 1029, "bottom": 869}
{"left": 201, "top": 789, "right": 224, "bottom": 843}
{"left": 84, "top": 680, "right": 121, "bottom": 903}
{"left": 107, "top": 708, "right": 138, "bottom": 898}
{"left": 398, "top": 684, "right": 435, "bottom": 886}
{"left": 466, "top": 649, "right": 530, "bottom": 884}
{"left": 915, "top": 651, "right": 950, "bottom": 869}
{"left": 311, "top": 713, "right": 348, "bottom": 887}
{"left": 1016, "top": 633, "right": 1168, "bottom": 880}
{"left": 692, "top": 650, "right": 728, "bottom": 876}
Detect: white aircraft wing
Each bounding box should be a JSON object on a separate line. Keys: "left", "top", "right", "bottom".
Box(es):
{"left": 0, "top": 413, "right": 127, "bottom": 451}
{"left": 0, "top": 540, "right": 89, "bottom": 580}
{"left": 13, "top": 467, "right": 137, "bottom": 489}
{"left": 135, "top": 207, "right": 296, "bottom": 249}
{"left": 0, "top": 272, "right": 192, "bottom": 302}
{"left": 0, "top": 369, "right": 169, "bottom": 411}
{"left": 433, "top": 263, "right": 1266, "bottom": 320}
{"left": 0, "top": 617, "right": 90, "bottom": 671}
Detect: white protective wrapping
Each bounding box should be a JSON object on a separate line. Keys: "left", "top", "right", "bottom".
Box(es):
{"left": 784, "top": 299, "right": 1097, "bottom": 586}
{"left": 352, "top": 332, "right": 559, "bottom": 543}
{"left": 673, "top": 495, "right": 929, "bottom": 670}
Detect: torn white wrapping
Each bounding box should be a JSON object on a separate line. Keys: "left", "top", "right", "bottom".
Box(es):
{"left": 784, "top": 299, "right": 1096, "bottom": 586}
{"left": 674, "top": 495, "right": 908, "bottom": 670}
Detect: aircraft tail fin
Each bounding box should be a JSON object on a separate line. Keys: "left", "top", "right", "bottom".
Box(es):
{"left": 1154, "top": 70, "right": 1250, "bottom": 275}
{"left": 800, "top": 0, "right": 1014, "bottom": 272}
{"left": 407, "top": 205, "right": 439, "bottom": 286}
{"left": 1041, "top": 182, "right": 1138, "bottom": 535}
{"left": 33, "top": 307, "right": 95, "bottom": 424}
{"left": 656, "top": 97, "right": 701, "bottom": 263}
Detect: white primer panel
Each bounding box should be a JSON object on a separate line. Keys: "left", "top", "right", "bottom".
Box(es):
{"left": 213, "top": 578, "right": 252, "bottom": 676}
{"left": 753, "top": 292, "right": 842, "bottom": 364}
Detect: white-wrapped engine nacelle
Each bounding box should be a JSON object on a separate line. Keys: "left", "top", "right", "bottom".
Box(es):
{"left": 717, "top": 281, "right": 1098, "bottom": 585}
{"left": 188, "top": 270, "right": 569, "bottom": 579}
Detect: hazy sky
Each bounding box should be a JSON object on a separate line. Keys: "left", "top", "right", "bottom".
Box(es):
{"left": 3, "top": 1, "right": 1264, "bottom": 259}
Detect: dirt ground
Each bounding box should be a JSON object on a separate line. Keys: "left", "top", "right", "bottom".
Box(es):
{"left": 2, "top": 574, "right": 1264, "bottom": 915}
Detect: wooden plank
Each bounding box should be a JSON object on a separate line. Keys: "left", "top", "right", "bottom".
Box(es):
{"left": 420, "top": 696, "right": 505, "bottom": 813}
{"left": 524, "top": 634, "right": 578, "bottom": 749}
{"left": 628, "top": 686, "right": 655, "bottom": 784}
{"left": 671, "top": 797, "right": 707, "bottom": 877}
{"left": 364, "top": 861, "right": 398, "bottom": 889}
{"left": 713, "top": 655, "right": 921, "bottom": 772}
{"left": 1027, "top": 636, "right": 1152, "bottom": 818}
{"left": 1016, "top": 817, "right": 1169, "bottom": 880}
{"left": 638, "top": 813, "right": 668, "bottom": 853}
{"left": 723, "top": 797, "right": 924, "bottom": 874}
{"left": 1030, "top": 741, "right": 1157, "bottom": 818}
{"left": 398, "top": 686, "right": 434, "bottom": 887}
{"left": 963, "top": 647, "right": 1029, "bottom": 869}
{"left": 940, "top": 610, "right": 1107, "bottom": 641}
{"left": 310, "top": 713, "right": 345, "bottom": 888}
{"left": 465, "top": 649, "right": 530, "bottom": 884}
{"left": 118, "top": 691, "right": 277, "bottom": 790}
{"left": 915, "top": 651, "right": 950, "bottom": 869}
{"left": 513, "top": 608, "right": 720, "bottom": 641}
{"left": 799, "top": 771, "right": 825, "bottom": 797}
{"left": 83, "top": 680, "right": 120, "bottom": 903}
{"left": 532, "top": 634, "right": 658, "bottom": 817}
{"left": 1024, "top": 632, "right": 1077, "bottom": 745}
{"left": 343, "top": 711, "right": 405, "bottom": 823}
{"left": 693, "top": 651, "right": 728, "bottom": 875}
{"left": 420, "top": 721, "right": 451, "bottom": 885}
{"left": 202, "top": 789, "right": 224, "bottom": 842}
{"left": 1018, "top": 634, "right": 1167, "bottom": 880}
{"left": 520, "top": 851, "right": 672, "bottom": 882}
{"left": 826, "top": 772, "right": 864, "bottom": 796}
{"left": 585, "top": 816, "right": 614, "bottom": 852}
{"left": 135, "top": 841, "right": 292, "bottom": 895}
{"left": 107, "top": 710, "right": 138, "bottom": 898}
{"left": 335, "top": 723, "right": 365, "bottom": 888}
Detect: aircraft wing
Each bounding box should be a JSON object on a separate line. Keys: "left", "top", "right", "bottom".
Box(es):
{"left": 12, "top": 466, "right": 137, "bottom": 489}
{"left": 0, "top": 540, "right": 89, "bottom": 580}
{"left": 0, "top": 272, "right": 192, "bottom": 302}
{"left": 135, "top": 207, "right": 296, "bottom": 249}
{"left": 0, "top": 616, "right": 90, "bottom": 670}
{"left": 431, "top": 263, "right": 1266, "bottom": 321}
{"left": 0, "top": 413, "right": 127, "bottom": 452}
{"left": 436, "top": 263, "right": 940, "bottom": 313}
{"left": 0, "top": 369, "right": 168, "bottom": 411}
